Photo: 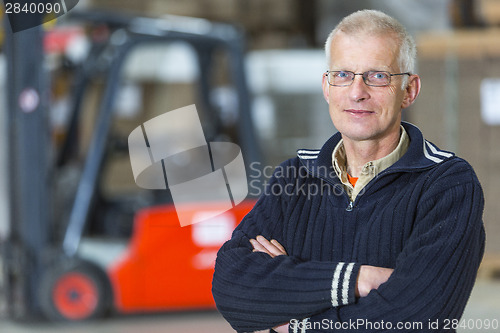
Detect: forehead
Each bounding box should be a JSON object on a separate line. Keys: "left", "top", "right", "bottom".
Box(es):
{"left": 329, "top": 32, "right": 400, "bottom": 71}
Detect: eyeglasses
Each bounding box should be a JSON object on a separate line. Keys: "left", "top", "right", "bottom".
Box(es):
{"left": 325, "top": 70, "right": 411, "bottom": 87}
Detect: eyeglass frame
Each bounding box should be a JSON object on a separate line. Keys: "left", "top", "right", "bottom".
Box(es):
{"left": 324, "top": 70, "right": 411, "bottom": 87}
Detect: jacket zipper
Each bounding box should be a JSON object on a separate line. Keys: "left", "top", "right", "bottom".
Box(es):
{"left": 301, "top": 161, "right": 433, "bottom": 213}
{"left": 343, "top": 168, "right": 416, "bottom": 212}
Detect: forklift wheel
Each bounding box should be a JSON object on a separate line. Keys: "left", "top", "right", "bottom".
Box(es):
{"left": 39, "top": 259, "right": 112, "bottom": 321}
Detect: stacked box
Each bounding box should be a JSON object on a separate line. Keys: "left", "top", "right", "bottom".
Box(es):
{"left": 148, "top": 0, "right": 238, "bottom": 21}
{"left": 87, "top": 0, "right": 301, "bottom": 49}
{"left": 87, "top": 0, "right": 148, "bottom": 14}
{"left": 414, "top": 29, "right": 500, "bottom": 254}
{"left": 479, "top": 0, "right": 500, "bottom": 26}
{"left": 88, "top": 0, "right": 296, "bottom": 24}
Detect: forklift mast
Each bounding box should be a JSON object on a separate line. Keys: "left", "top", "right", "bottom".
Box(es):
{"left": 3, "top": 19, "right": 51, "bottom": 318}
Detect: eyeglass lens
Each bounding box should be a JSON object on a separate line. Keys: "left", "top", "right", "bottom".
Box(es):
{"left": 328, "top": 71, "right": 391, "bottom": 86}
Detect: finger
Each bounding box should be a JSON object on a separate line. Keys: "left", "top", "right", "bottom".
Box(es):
{"left": 250, "top": 238, "right": 271, "bottom": 256}
{"left": 270, "top": 239, "right": 287, "bottom": 255}
{"left": 256, "top": 236, "right": 286, "bottom": 258}
{"left": 272, "top": 323, "right": 290, "bottom": 333}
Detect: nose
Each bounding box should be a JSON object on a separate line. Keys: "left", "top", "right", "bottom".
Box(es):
{"left": 349, "top": 75, "right": 370, "bottom": 102}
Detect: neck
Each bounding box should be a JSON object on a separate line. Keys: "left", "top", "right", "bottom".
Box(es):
{"left": 343, "top": 130, "right": 401, "bottom": 177}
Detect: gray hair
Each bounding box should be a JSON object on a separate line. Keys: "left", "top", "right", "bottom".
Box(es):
{"left": 324, "top": 10, "right": 416, "bottom": 88}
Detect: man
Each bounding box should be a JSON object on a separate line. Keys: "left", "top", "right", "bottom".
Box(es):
{"left": 212, "top": 9, "right": 485, "bottom": 333}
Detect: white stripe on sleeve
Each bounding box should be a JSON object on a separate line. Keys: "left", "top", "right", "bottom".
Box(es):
{"left": 331, "top": 262, "right": 344, "bottom": 307}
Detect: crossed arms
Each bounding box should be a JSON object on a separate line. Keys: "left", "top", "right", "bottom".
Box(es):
{"left": 250, "top": 235, "right": 393, "bottom": 332}
{"left": 250, "top": 236, "right": 393, "bottom": 299}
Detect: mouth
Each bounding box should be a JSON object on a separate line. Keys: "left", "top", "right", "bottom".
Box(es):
{"left": 344, "top": 109, "right": 375, "bottom": 116}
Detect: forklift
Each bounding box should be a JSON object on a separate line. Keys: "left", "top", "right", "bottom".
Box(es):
{"left": 1, "top": 10, "right": 261, "bottom": 321}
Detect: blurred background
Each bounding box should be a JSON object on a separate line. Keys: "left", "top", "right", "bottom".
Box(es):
{"left": 1, "top": 0, "right": 499, "bottom": 332}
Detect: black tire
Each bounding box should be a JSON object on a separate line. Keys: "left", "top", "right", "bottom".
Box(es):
{"left": 38, "top": 258, "right": 113, "bottom": 321}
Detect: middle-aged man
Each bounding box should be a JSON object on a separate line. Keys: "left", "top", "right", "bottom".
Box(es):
{"left": 212, "top": 9, "right": 485, "bottom": 333}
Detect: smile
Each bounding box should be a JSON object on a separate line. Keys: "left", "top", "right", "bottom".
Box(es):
{"left": 344, "top": 109, "right": 375, "bottom": 116}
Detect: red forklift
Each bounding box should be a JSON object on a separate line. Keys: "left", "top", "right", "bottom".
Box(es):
{"left": 2, "top": 10, "right": 261, "bottom": 321}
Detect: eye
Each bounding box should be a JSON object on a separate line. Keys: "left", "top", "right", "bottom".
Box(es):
{"left": 336, "top": 71, "right": 350, "bottom": 78}
{"left": 327, "top": 71, "right": 354, "bottom": 86}
{"left": 371, "top": 72, "right": 389, "bottom": 80}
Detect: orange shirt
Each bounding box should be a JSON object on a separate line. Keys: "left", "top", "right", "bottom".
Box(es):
{"left": 347, "top": 173, "right": 358, "bottom": 187}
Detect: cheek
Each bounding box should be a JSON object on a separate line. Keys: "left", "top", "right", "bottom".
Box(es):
{"left": 388, "top": 85, "right": 398, "bottom": 95}
{"left": 328, "top": 90, "right": 344, "bottom": 109}
{"left": 385, "top": 86, "right": 407, "bottom": 108}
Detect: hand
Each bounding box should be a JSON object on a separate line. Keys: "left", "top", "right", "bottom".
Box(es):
{"left": 250, "top": 235, "right": 287, "bottom": 258}
{"left": 254, "top": 323, "right": 289, "bottom": 333}
{"left": 355, "top": 265, "right": 394, "bottom": 297}
{"left": 250, "top": 236, "right": 288, "bottom": 332}
{"left": 273, "top": 323, "right": 290, "bottom": 332}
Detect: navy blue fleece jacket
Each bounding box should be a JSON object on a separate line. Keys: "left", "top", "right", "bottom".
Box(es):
{"left": 212, "top": 122, "right": 485, "bottom": 332}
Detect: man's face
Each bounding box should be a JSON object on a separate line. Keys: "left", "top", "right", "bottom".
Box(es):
{"left": 322, "top": 32, "right": 419, "bottom": 143}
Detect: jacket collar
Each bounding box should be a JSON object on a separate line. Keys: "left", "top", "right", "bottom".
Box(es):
{"left": 297, "top": 122, "right": 455, "bottom": 182}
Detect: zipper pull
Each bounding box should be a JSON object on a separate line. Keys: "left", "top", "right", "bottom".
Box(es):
{"left": 346, "top": 201, "right": 354, "bottom": 212}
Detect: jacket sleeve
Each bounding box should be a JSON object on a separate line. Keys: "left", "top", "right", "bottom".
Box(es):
{"left": 212, "top": 159, "right": 360, "bottom": 333}
{"left": 300, "top": 160, "right": 485, "bottom": 332}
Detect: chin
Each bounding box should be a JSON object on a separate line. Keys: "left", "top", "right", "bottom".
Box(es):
{"left": 342, "top": 132, "right": 376, "bottom": 142}
{"left": 334, "top": 122, "right": 376, "bottom": 141}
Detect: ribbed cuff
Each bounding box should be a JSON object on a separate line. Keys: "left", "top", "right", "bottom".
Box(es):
{"left": 330, "top": 262, "right": 360, "bottom": 307}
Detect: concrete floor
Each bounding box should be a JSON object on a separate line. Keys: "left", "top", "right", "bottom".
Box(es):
{"left": 460, "top": 279, "right": 500, "bottom": 331}
{"left": 0, "top": 311, "right": 235, "bottom": 333}
{"left": 1, "top": 279, "right": 499, "bottom": 333}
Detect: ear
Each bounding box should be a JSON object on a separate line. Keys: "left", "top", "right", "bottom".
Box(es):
{"left": 322, "top": 72, "right": 330, "bottom": 103}
{"left": 401, "top": 74, "right": 421, "bottom": 109}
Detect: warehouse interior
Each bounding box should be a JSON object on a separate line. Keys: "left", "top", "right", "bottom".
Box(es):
{"left": 1, "top": 0, "right": 499, "bottom": 332}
